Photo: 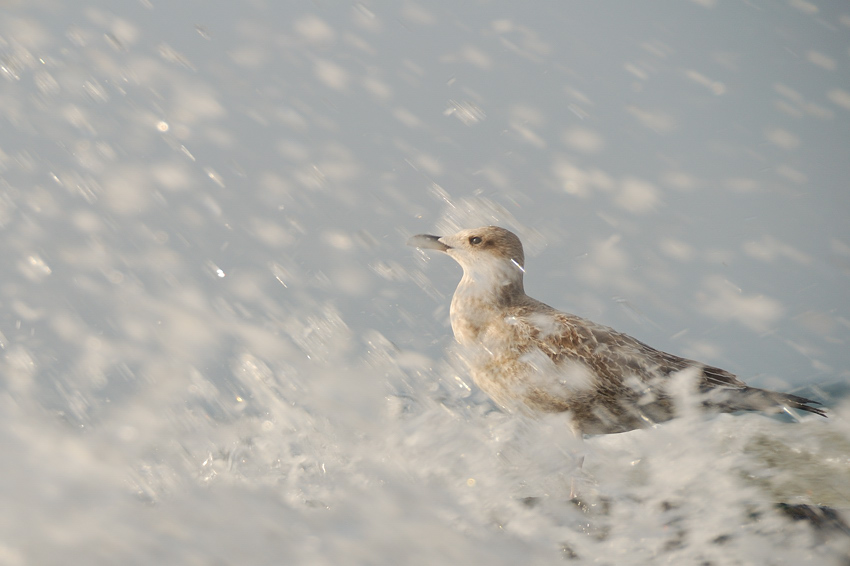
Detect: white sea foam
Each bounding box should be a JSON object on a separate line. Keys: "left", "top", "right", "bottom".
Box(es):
{"left": 1, "top": 1, "right": 849, "bottom": 564}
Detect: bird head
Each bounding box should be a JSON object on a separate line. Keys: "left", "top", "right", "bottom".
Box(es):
{"left": 408, "top": 226, "right": 526, "bottom": 287}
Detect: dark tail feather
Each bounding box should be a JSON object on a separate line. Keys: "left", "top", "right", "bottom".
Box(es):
{"left": 702, "top": 386, "right": 827, "bottom": 418}
{"left": 778, "top": 391, "right": 827, "bottom": 417}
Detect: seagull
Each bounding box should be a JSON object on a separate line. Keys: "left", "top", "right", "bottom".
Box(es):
{"left": 408, "top": 226, "right": 825, "bottom": 435}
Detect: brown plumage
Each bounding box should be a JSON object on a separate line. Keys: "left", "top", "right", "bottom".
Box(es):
{"left": 408, "top": 226, "right": 825, "bottom": 435}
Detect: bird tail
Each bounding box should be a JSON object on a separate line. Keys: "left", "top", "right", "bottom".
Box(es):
{"left": 702, "top": 386, "right": 827, "bottom": 418}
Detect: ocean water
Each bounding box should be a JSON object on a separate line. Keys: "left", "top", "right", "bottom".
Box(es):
{"left": 1, "top": 1, "right": 849, "bottom": 564}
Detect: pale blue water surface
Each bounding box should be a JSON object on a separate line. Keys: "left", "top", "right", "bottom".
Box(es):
{"left": 1, "top": 1, "right": 849, "bottom": 564}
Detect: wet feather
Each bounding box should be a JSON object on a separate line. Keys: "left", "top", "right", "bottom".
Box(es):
{"left": 409, "top": 226, "right": 825, "bottom": 434}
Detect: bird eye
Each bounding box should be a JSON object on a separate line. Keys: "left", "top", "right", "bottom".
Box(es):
{"left": 469, "top": 236, "right": 482, "bottom": 245}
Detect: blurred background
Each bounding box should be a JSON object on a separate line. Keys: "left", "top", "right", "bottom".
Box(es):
{"left": 1, "top": 0, "right": 849, "bottom": 563}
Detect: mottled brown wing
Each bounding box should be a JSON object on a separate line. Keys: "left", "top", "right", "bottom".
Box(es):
{"left": 651, "top": 350, "right": 747, "bottom": 389}
{"left": 534, "top": 310, "right": 746, "bottom": 392}
{"left": 517, "top": 307, "right": 824, "bottom": 423}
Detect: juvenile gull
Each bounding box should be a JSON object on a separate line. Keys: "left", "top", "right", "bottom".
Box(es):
{"left": 409, "top": 226, "right": 825, "bottom": 435}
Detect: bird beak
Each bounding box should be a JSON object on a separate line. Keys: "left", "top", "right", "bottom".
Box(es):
{"left": 407, "top": 234, "right": 450, "bottom": 252}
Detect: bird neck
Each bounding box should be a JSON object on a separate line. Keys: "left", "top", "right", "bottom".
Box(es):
{"left": 449, "top": 262, "right": 526, "bottom": 344}
{"left": 457, "top": 273, "right": 525, "bottom": 304}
